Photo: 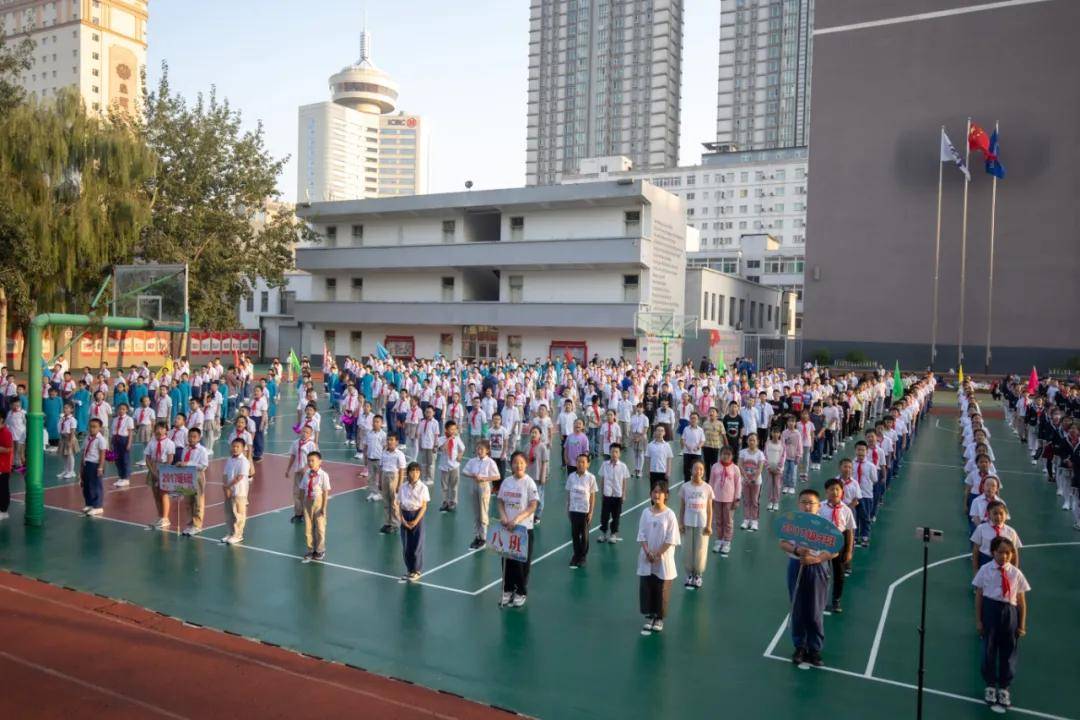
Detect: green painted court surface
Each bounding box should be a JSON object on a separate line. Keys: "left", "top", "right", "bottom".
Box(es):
{"left": 1, "top": 389, "right": 1077, "bottom": 719}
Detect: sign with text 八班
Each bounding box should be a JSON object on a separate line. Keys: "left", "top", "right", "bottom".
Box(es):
{"left": 487, "top": 524, "right": 529, "bottom": 562}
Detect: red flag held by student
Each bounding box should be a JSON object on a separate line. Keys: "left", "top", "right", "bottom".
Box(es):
{"left": 1027, "top": 367, "right": 1038, "bottom": 395}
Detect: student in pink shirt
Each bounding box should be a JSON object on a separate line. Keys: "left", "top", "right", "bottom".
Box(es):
{"left": 709, "top": 446, "right": 742, "bottom": 556}
{"left": 781, "top": 415, "right": 803, "bottom": 495}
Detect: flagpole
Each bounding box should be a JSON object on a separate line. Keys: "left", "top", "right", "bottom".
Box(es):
{"left": 930, "top": 126, "right": 945, "bottom": 371}
{"left": 957, "top": 117, "right": 971, "bottom": 371}
{"left": 984, "top": 121, "right": 999, "bottom": 373}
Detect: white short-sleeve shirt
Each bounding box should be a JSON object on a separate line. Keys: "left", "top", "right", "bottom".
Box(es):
{"left": 565, "top": 471, "right": 598, "bottom": 514}
{"left": 645, "top": 441, "right": 673, "bottom": 473}
{"left": 972, "top": 561, "right": 1030, "bottom": 605}
{"left": 636, "top": 507, "right": 681, "bottom": 579}
{"left": 819, "top": 502, "right": 856, "bottom": 533}
{"left": 970, "top": 523, "right": 1022, "bottom": 557}
{"left": 680, "top": 481, "right": 715, "bottom": 528}
{"left": 397, "top": 480, "right": 431, "bottom": 511}
{"left": 497, "top": 473, "right": 540, "bottom": 530}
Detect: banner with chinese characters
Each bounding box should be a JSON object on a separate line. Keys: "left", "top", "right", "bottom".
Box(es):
{"left": 487, "top": 524, "right": 530, "bottom": 562}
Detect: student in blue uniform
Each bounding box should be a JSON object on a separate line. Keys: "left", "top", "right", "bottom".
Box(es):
{"left": 73, "top": 381, "right": 91, "bottom": 434}
{"left": 778, "top": 488, "right": 838, "bottom": 667}
{"left": 43, "top": 386, "right": 62, "bottom": 449}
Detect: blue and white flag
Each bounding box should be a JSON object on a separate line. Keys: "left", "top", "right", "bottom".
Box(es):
{"left": 940, "top": 128, "right": 970, "bottom": 181}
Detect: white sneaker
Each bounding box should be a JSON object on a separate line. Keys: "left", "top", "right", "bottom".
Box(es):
{"left": 984, "top": 686, "right": 997, "bottom": 705}
{"left": 136, "top": 461, "right": 147, "bottom": 467}
{"left": 721, "top": 542, "right": 731, "bottom": 556}
{"left": 0, "top": 511, "right": 9, "bottom": 520}
{"left": 221, "top": 535, "right": 234, "bottom": 544}
{"left": 651, "top": 619, "right": 664, "bottom": 632}
{"left": 712, "top": 540, "right": 722, "bottom": 553}
{"left": 511, "top": 593, "right": 526, "bottom": 608}
{"left": 82, "top": 505, "right": 91, "bottom": 513}
{"left": 694, "top": 576, "right": 703, "bottom": 588}
{"left": 751, "top": 520, "right": 759, "bottom": 531}
{"left": 997, "top": 688, "right": 1011, "bottom": 708}
{"left": 87, "top": 508, "right": 103, "bottom": 517}
{"left": 183, "top": 525, "right": 202, "bottom": 536}
{"left": 224, "top": 536, "right": 240, "bottom": 545}
{"left": 598, "top": 532, "right": 608, "bottom": 543}
{"left": 611, "top": 533, "right": 622, "bottom": 542}
{"left": 354, "top": 453, "right": 364, "bottom": 460}
{"left": 740, "top": 519, "right": 750, "bottom": 530}
{"left": 113, "top": 479, "right": 130, "bottom": 488}
{"left": 1063, "top": 503, "right": 1072, "bottom": 511}
{"left": 499, "top": 592, "right": 513, "bottom": 607}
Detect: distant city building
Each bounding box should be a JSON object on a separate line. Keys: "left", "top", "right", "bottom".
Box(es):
{"left": 526, "top": 0, "right": 683, "bottom": 185}
{"left": 293, "top": 181, "right": 688, "bottom": 364}
{"left": 565, "top": 146, "right": 809, "bottom": 323}
{"left": 297, "top": 29, "right": 428, "bottom": 203}
{"left": 2, "top": 0, "right": 148, "bottom": 114}
{"left": 715, "top": 0, "right": 813, "bottom": 150}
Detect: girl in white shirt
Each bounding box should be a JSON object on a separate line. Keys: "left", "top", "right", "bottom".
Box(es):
{"left": 738, "top": 433, "right": 766, "bottom": 531}
{"left": 397, "top": 461, "right": 430, "bottom": 581}
{"left": 679, "top": 461, "right": 713, "bottom": 590}
{"left": 637, "top": 481, "right": 681, "bottom": 634}
{"left": 497, "top": 452, "right": 539, "bottom": 608}
{"left": 972, "top": 537, "right": 1030, "bottom": 710}
{"left": 58, "top": 403, "right": 78, "bottom": 479}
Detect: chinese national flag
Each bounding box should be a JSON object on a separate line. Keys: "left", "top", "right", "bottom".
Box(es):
{"left": 968, "top": 122, "right": 991, "bottom": 156}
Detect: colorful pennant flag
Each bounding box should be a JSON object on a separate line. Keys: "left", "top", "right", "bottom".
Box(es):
{"left": 375, "top": 343, "right": 390, "bottom": 361}
{"left": 1027, "top": 367, "right": 1038, "bottom": 395}
{"left": 958, "top": 365, "right": 965, "bottom": 384}
{"left": 892, "top": 361, "right": 903, "bottom": 401}
{"left": 288, "top": 348, "right": 301, "bottom": 375}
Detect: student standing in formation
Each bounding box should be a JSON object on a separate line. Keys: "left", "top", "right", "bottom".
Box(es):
{"left": 110, "top": 403, "right": 135, "bottom": 488}
{"left": 365, "top": 415, "right": 387, "bottom": 503}
{"left": 526, "top": 426, "right": 550, "bottom": 524}
{"left": 179, "top": 428, "right": 210, "bottom": 536}
{"left": 973, "top": 537, "right": 1030, "bottom": 710}
{"left": 437, "top": 420, "right": 465, "bottom": 512}
{"left": 300, "top": 451, "right": 330, "bottom": 562}
{"left": 679, "top": 459, "right": 714, "bottom": 589}
{"left": 487, "top": 413, "right": 509, "bottom": 489}
{"left": 250, "top": 385, "right": 268, "bottom": 462}
{"left": 780, "top": 414, "right": 803, "bottom": 495}
{"left": 221, "top": 437, "right": 252, "bottom": 545}
{"left": 58, "top": 403, "right": 78, "bottom": 479}
{"left": 629, "top": 403, "right": 650, "bottom": 478}
{"left": 645, "top": 426, "right": 673, "bottom": 488}
{"left": 780, "top": 488, "right": 837, "bottom": 667}
{"left": 600, "top": 409, "right": 621, "bottom": 460}
{"left": 637, "top": 481, "right": 681, "bottom": 635}
{"left": 702, "top": 407, "right": 723, "bottom": 479}
{"left": 852, "top": 442, "right": 878, "bottom": 548}
{"left": 463, "top": 438, "right": 499, "bottom": 549}
{"left": 378, "top": 433, "right": 407, "bottom": 534}
{"left": 286, "top": 425, "right": 318, "bottom": 524}
{"left": 134, "top": 395, "right": 155, "bottom": 463}
{"left": 565, "top": 453, "right": 598, "bottom": 569}
{"left": 145, "top": 421, "right": 176, "bottom": 530}
{"left": 497, "top": 451, "right": 539, "bottom": 608}
{"left": 970, "top": 501, "right": 1022, "bottom": 571}
{"left": 598, "top": 443, "right": 629, "bottom": 543}
{"left": 680, "top": 412, "right": 705, "bottom": 485}
{"left": 820, "top": 478, "right": 855, "bottom": 614}
{"left": 764, "top": 426, "right": 786, "bottom": 512}
{"left": 398, "top": 461, "right": 429, "bottom": 581}
{"left": 0, "top": 414, "right": 12, "bottom": 520}
{"left": 738, "top": 433, "right": 765, "bottom": 531}
{"left": 417, "top": 406, "right": 439, "bottom": 487}
{"left": 80, "top": 418, "right": 108, "bottom": 516}
{"left": 709, "top": 446, "right": 741, "bottom": 555}
{"left": 563, "top": 419, "right": 590, "bottom": 476}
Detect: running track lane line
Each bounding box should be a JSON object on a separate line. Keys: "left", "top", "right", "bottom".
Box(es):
{"left": 0, "top": 649, "right": 190, "bottom": 720}
{"left": 469, "top": 480, "right": 687, "bottom": 596}
{"left": 863, "top": 542, "right": 1080, "bottom": 677}
{"left": 0, "top": 583, "right": 470, "bottom": 720}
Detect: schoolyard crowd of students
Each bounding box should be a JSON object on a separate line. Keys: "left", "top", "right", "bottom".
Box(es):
{"left": 1, "top": 352, "right": 1073, "bottom": 707}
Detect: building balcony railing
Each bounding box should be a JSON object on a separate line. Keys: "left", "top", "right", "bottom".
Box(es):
{"left": 295, "top": 300, "right": 641, "bottom": 329}
{"left": 295, "top": 236, "right": 644, "bottom": 272}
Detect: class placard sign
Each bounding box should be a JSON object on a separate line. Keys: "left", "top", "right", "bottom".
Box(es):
{"left": 775, "top": 510, "right": 845, "bottom": 554}
{"left": 487, "top": 524, "right": 530, "bottom": 562}
{"left": 158, "top": 464, "right": 198, "bottom": 496}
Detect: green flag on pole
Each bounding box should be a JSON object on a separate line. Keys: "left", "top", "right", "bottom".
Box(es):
{"left": 288, "top": 348, "right": 301, "bottom": 375}
{"left": 718, "top": 349, "right": 727, "bottom": 374}
{"left": 892, "top": 361, "right": 903, "bottom": 401}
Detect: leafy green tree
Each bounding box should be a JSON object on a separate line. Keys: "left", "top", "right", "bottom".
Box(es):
{"left": 116, "top": 63, "right": 314, "bottom": 331}
{"left": 0, "top": 32, "right": 32, "bottom": 116}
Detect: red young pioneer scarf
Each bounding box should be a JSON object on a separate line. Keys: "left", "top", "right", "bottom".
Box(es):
{"left": 997, "top": 562, "right": 1011, "bottom": 599}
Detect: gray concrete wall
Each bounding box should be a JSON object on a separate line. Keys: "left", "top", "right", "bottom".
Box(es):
{"left": 803, "top": 0, "right": 1080, "bottom": 372}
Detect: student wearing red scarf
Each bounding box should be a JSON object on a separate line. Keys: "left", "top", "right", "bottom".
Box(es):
{"left": 972, "top": 537, "right": 1030, "bottom": 710}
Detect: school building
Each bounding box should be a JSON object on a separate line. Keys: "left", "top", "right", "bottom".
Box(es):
{"left": 293, "top": 180, "right": 690, "bottom": 365}
{"left": 802, "top": 0, "right": 1080, "bottom": 371}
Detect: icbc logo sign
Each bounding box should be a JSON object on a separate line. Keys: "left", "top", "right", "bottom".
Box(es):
{"left": 406, "top": 117, "right": 417, "bottom": 128}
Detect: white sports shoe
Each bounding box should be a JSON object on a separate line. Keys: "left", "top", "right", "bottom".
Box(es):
{"left": 499, "top": 592, "right": 513, "bottom": 607}
{"left": 511, "top": 594, "right": 527, "bottom": 608}
{"left": 0, "top": 511, "right": 9, "bottom": 520}
{"left": 712, "top": 540, "right": 722, "bottom": 553}
{"left": 740, "top": 519, "right": 750, "bottom": 530}
{"left": 720, "top": 542, "right": 731, "bottom": 556}
{"left": 113, "top": 479, "right": 130, "bottom": 488}
{"left": 750, "top": 520, "right": 759, "bottom": 531}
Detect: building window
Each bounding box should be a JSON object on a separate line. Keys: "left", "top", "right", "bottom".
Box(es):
{"left": 729, "top": 297, "right": 736, "bottom": 328}
{"left": 510, "top": 216, "right": 524, "bottom": 231}
{"left": 508, "top": 334, "right": 523, "bottom": 358}
{"left": 325, "top": 225, "right": 337, "bottom": 245}
{"left": 260, "top": 291, "right": 269, "bottom": 313}
{"left": 245, "top": 294, "right": 254, "bottom": 313}
{"left": 624, "top": 210, "right": 641, "bottom": 233}
{"left": 623, "top": 274, "right": 640, "bottom": 302}
{"left": 351, "top": 224, "right": 364, "bottom": 244}
{"left": 701, "top": 292, "right": 710, "bottom": 321}
{"left": 508, "top": 275, "right": 524, "bottom": 303}
{"left": 441, "top": 276, "right": 454, "bottom": 302}
{"left": 739, "top": 299, "right": 746, "bottom": 326}
{"left": 351, "top": 277, "right": 363, "bottom": 301}
{"left": 280, "top": 290, "right": 295, "bottom": 316}
{"left": 746, "top": 260, "right": 761, "bottom": 269}
{"left": 324, "top": 330, "right": 336, "bottom": 357}
{"left": 717, "top": 295, "right": 725, "bottom": 325}
{"left": 324, "top": 277, "right": 337, "bottom": 299}
{"left": 442, "top": 220, "right": 456, "bottom": 242}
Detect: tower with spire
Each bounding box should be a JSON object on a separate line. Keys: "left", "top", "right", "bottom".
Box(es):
{"left": 298, "top": 25, "right": 427, "bottom": 203}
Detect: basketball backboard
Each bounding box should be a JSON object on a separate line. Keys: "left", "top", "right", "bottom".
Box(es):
{"left": 112, "top": 264, "right": 189, "bottom": 331}
{"left": 634, "top": 311, "right": 698, "bottom": 340}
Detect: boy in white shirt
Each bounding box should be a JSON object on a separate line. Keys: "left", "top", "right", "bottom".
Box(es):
{"left": 417, "top": 407, "right": 440, "bottom": 486}
{"left": 565, "top": 453, "right": 598, "bottom": 568}
{"left": 463, "top": 438, "right": 500, "bottom": 549}
{"left": 379, "top": 433, "right": 407, "bottom": 534}
{"left": 645, "top": 427, "right": 673, "bottom": 486}
{"left": 598, "top": 443, "right": 630, "bottom": 543}
{"left": 286, "top": 425, "right": 318, "bottom": 523}
{"left": 437, "top": 420, "right": 465, "bottom": 512}
{"left": 221, "top": 437, "right": 252, "bottom": 544}
{"left": 629, "top": 403, "right": 650, "bottom": 477}
{"left": 365, "top": 415, "right": 387, "bottom": 502}
{"left": 110, "top": 403, "right": 135, "bottom": 488}
{"left": 178, "top": 428, "right": 210, "bottom": 536}
{"left": 80, "top": 418, "right": 108, "bottom": 516}
{"left": 144, "top": 421, "right": 176, "bottom": 530}
{"left": 299, "top": 451, "right": 331, "bottom": 562}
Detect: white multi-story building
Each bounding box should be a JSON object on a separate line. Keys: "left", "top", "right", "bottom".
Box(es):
{"left": 526, "top": 0, "right": 683, "bottom": 185}
{"left": 2, "top": 0, "right": 148, "bottom": 114}
{"left": 293, "top": 181, "right": 688, "bottom": 364}
{"left": 716, "top": 0, "right": 813, "bottom": 150}
{"left": 297, "top": 29, "right": 428, "bottom": 203}
{"left": 565, "top": 145, "right": 809, "bottom": 322}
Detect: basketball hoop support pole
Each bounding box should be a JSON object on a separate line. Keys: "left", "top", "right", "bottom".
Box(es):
{"left": 25, "top": 313, "right": 153, "bottom": 527}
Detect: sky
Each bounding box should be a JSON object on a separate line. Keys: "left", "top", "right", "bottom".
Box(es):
{"left": 148, "top": 0, "right": 721, "bottom": 202}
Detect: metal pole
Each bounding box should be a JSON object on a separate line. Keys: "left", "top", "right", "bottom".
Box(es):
{"left": 916, "top": 530, "right": 929, "bottom": 719}
{"left": 26, "top": 313, "right": 152, "bottom": 527}
{"left": 985, "top": 121, "right": 999, "bottom": 374}
{"left": 957, "top": 118, "right": 972, "bottom": 370}
{"left": 930, "top": 128, "right": 945, "bottom": 370}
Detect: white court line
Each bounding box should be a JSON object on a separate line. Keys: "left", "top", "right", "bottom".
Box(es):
{"left": 761, "top": 653, "right": 1075, "bottom": 720}
{"left": 904, "top": 459, "right": 1043, "bottom": 478}
{"left": 934, "top": 418, "right": 959, "bottom": 434}
{"left": 190, "top": 533, "right": 474, "bottom": 596}
{"left": 469, "top": 480, "right": 687, "bottom": 596}
{"left": 864, "top": 542, "right": 1080, "bottom": 677}
{"left": 0, "top": 649, "right": 189, "bottom": 719}
{"left": 198, "top": 485, "right": 368, "bottom": 533}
